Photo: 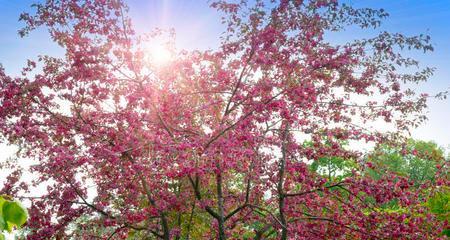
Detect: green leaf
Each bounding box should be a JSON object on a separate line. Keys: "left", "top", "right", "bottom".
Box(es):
{"left": 2, "top": 200, "right": 28, "bottom": 232}
{"left": 0, "top": 217, "right": 5, "bottom": 233}
{"left": 0, "top": 197, "right": 6, "bottom": 232}
{"left": 442, "top": 228, "right": 450, "bottom": 237}
{"left": 426, "top": 189, "right": 450, "bottom": 221}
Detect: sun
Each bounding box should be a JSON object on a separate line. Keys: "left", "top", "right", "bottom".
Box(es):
{"left": 145, "top": 43, "right": 172, "bottom": 65}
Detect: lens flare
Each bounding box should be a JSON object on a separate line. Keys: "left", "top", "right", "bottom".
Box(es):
{"left": 146, "top": 43, "right": 172, "bottom": 65}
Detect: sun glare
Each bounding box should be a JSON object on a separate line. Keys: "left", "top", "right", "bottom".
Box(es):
{"left": 146, "top": 43, "right": 172, "bottom": 65}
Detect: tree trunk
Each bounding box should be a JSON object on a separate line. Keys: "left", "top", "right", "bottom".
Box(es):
{"left": 217, "top": 172, "right": 226, "bottom": 240}
{"left": 278, "top": 124, "right": 289, "bottom": 240}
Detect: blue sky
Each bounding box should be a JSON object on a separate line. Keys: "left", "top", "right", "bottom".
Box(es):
{"left": 0, "top": 0, "right": 449, "bottom": 148}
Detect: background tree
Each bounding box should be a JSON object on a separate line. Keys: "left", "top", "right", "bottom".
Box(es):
{"left": 366, "top": 139, "right": 446, "bottom": 184}
{"left": 0, "top": 0, "right": 448, "bottom": 239}
{"left": 309, "top": 138, "right": 449, "bottom": 238}
{"left": 306, "top": 139, "right": 357, "bottom": 181}
{"left": 364, "top": 139, "right": 449, "bottom": 237}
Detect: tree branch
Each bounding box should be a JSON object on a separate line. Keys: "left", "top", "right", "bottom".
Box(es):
{"left": 283, "top": 181, "right": 345, "bottom": 197}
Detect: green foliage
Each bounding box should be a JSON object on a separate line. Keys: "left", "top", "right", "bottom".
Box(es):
{"left": 426, "top": 188, "right": 450, "bottom": 236}
{"left": 367, "top": 139, "right": 445, "bottom": 184}
{"left": 304, "top": 140, "right": 357, "bottom": 181}
{"left": 310, "top": 156, "right": 357, "bottom": 181}
{"left": 426, "top": 189, "right": 450, "bottom": 219}
{"left": 0, "top": 196, "right": 28, "bottom": 239}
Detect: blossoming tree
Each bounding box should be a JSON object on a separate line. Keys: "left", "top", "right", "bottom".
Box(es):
{"left": 0, "top": 0, "right": 447, "bottom": 239}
